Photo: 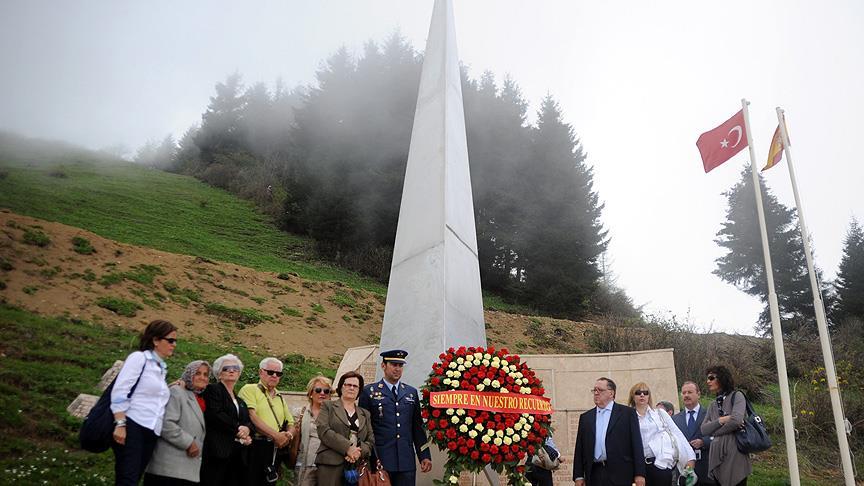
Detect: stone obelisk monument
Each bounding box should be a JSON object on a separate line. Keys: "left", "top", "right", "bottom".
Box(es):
{"left": 378, "top": 0, "right": 487, "bottom": 388}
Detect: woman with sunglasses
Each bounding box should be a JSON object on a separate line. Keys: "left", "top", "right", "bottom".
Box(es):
{"left": 701, "top": 366, "right": 751, "bottom": 486}
{"left": 628, "top": 382, "right": 696, "bottom": 486}
{"left": 144, "top": 360, "right": 210, "bottom": 485}
{"left": 201, "top": 354, "right": 253, "bottom": 486}
{"left": 294, "top": 375, "right": 335, "bottom": 486}
{"left": 315, "top": 371, "right": 374, "bottom": 486}
{"left": 110, "top": 319, "right": 178, "bottom": 485}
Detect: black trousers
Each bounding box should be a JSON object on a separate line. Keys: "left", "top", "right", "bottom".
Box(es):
{"left": 112, "top": 418, "right": 158, "bottom": 486}
{"left": 245, "top": 438, "right": 277, "bottom": 485}
{"left": 200, "top": 445, "right": 246, "bottom": 486}
{"left": 525, "top": 465, "right": 553, "bottom": 486}
{"left": 388, "top": 470, "right": 417, "bottom": 486}
{"left": 644, "top": 462, "right": 674, "bottom": 486}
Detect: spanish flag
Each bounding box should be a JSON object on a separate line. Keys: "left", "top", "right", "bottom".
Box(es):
{"left": 762, "top": 123, "right": 786, "bottom": 171}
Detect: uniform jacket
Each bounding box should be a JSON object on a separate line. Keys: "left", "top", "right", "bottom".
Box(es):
{"left": 572, "top": 402, "right": 646, "bottom": 486}
{"left": 202, "top": 382, "right": 252, "bottom": 461}
{"left": 673, "top": 405, "right": 714, "bottom": 484}
{"left": 315, "top": 399, "right": 374, "bottom": 466}
{"left": 359, "top": 379, "right": 431, "bottom": 472}
{"left": 145, "top": 385, "right": 206, "bottom": 482}
{"left": 701, "top": 391, "right": 751, "bottom": 486}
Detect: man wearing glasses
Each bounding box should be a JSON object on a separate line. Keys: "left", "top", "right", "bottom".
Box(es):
{"left": 238, "top": 357, "right": 296, "bottom": 485}
{"left": 572, "top": 377, "right": 645, "bottom": 486}
{"left": 359, "top": 349, "right": 432, "bottom": 486}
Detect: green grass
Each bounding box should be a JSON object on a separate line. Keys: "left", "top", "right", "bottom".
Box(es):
{"left": 22, "top": 228, "right": 51, "bottom": 247}
{"left": 95, "top": 296, "right": 142, "bottom": 317}
{"left": 203, "top": 302, "right": 273, "bottom": 326}
{"left": 71, "top": 236, "right": 95, "bottom": 255}
{"left": 0, "top": 304, "right": 334, "bottom": 485}
{"left": 0, "top": 150, "right": 384, "bottom": 294}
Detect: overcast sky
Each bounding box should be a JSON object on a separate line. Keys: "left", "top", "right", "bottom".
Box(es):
{"left": 2, "top": 1, "right": 862, "bottom": 335}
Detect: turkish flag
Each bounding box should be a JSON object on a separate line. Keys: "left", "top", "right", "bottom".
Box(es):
{"left": 696, "top": 109, "right": 748, "bottom": 173}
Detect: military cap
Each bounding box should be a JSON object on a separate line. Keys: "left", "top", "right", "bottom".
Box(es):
{"left": 380, "top": 349, "right": 408, "bottom": 363}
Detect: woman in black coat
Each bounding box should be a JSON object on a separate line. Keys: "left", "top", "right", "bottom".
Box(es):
{"left": 201, "top": 354, "right": 254, "bottom": 486}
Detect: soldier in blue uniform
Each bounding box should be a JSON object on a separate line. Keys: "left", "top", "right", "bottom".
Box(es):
{"left": 359, "top": 349, "right": 432, "bottom": 486}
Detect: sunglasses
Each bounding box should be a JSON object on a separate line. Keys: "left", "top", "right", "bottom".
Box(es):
{"left": 160, "top": 337, "right": 177, "bottom": 344}
{"left": 263, "top": 369, "right": 283, "bottom": 377}
{"left": 707, "top": 375, "right": 717, "bottom": 381}
{"left": 222, "top": 365, "right": 241, "bottom": 373}
{"left": 634, "top": 390, "right": 650, "bottom": 396}
{"left": 314, "top": 387, "right": 332, "bottom": 395}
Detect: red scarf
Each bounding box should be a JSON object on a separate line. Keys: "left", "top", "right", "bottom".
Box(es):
{"left": 196, "top": 394, "right": 206, "bottom": 412}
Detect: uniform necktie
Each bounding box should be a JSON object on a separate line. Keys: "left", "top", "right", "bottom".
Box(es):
{"left": 687, "top": 410, "right": 696, "bottom": 434}
{"left": 392, "top": 385, "right": 398, "bottom": 398}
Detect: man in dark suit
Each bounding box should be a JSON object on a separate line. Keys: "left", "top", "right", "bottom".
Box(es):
{"left": 359, "top": 350, "right": 432, "bottom": 486}
{"left": 572, "top": 377, "right": 645, "bottom": 486}
{"left": 672, "top": 381, "right": 714, "bottom": 485}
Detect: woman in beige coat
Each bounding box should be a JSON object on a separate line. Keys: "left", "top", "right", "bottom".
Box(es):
{"left": 294, "top": 375, "right": 334, "bottom": 486}
{"left": 701, "top": 365, "right": 752, "bottom": 486}
{"left": 315, "top": 371, "right": 374, "bottom": 486}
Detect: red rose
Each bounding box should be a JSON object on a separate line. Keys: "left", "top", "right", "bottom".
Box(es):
{"left": 480, "top": 443, "right": 490, "bottom": 452}
{"left": 482, "top": 453, "right": 492, "bottom": 463}
{"left": 467, "top": 409, "right": 477, "bottom": 417}
{"left": 490, "top": 445, "right": 499, "bottom": 455}
{"left": 505, "top": 453, "right": 515, "bottom": 462}
{"left": 428, "top": 421, "right": 436, "bottom": 430}
{"left": 486, "top": 421, "right": 495, "bottom": 429}
{"left": 517, "top": 451, "right": 526, "bottom": 460}
{"left": 446, "top": 429, "right": 457, "bottom": 439}
{"left": 422, "top": 389, "right": 430, "bottom": 398}
{"left": 527, "top": 445, "right": 535, "bottom": 455}
{"left": 459, "top": 446, "right": 469, "bottom": 455}
{"left": 470, "top": 378, "right": 479, "bottom": 385}
{"left": 470, "top": 450, "right": 480, "bottom": 460}
{"left": 439, "top": 419, "right": 448, "bottom": 428}
{"left": 500, "top": 445, "right": 509, "bottom": 454}
{"left": 439, "top": 353, "right": 447, "bottom": 360}
{"left": 457, "top": 437, "right": 466, "bottom": 446}
{"left": 516, "top": 465, "right": 525, "bottom": 474}
{"left": 448, "top": 441, "right": 458, "bottom": 451}
{"left": 494, "top": 455, "right": 503, "bottom": 464}
{"left": 539, "top": 427, "right": 548, "bottom": 437}
{"left": 436, "top": 431, "right": 445, "bottom": 441}
{"left": 421, "top": 410, "right": 429, "bottom": 419}
{"left": 432, "top": 409, "right": 441, "bottom": 418}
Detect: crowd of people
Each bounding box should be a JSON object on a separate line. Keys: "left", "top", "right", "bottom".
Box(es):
{"left": 571, "top": 367, "right": 752, "bottom": 486}
{"left": 106, "top": 320, "right": 751, "bottom": 486}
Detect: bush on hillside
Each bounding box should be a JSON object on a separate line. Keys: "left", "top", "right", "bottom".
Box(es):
{"left": 22, "top": 228, "right": 51, "bottom": 247}
{"left": 71, "top": 236, "right": 95, "bottom": 255}
{"left": 585, "top": 314, "right": 774, "bottom": 399}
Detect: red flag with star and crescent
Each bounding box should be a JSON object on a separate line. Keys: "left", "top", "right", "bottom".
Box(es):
{"left": 696, "top": 109, "right": 748, "bottom": 173}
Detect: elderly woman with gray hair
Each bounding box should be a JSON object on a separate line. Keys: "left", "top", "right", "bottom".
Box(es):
{"left": 143, "top": 360, "right": 210, "bottom": 485}
{"left": 201, "top": 354, "right": 254, "bottom": 486}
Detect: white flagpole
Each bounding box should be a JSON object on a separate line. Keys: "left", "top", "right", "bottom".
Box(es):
{"left": 775, "top": 107, "right": 855, "bottom": 485}
{"left": 741, "top": 98, "right": 801, "bottom": 486}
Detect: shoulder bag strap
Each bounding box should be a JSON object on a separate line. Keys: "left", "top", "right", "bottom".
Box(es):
{"left": 258, "top": 383, "right": 286, "bottom": 429}
{"left": 127, "top": 359, "right": 148, "bottom": 399}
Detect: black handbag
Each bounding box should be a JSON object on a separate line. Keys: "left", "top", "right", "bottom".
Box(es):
{"left": 729, "top": 391, "right": 772, "bottom": 454}
{"left": 79, "top": 360, "right": 146, "bottom": 452}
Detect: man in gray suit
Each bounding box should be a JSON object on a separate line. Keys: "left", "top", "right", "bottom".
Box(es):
{"left": 672, "top": 381, "right": 714, "bottom": 485}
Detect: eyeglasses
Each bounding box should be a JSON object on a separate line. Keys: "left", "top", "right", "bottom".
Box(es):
{"left": 591, "top": 388, "right": 611, "bottom": 394}
{"left": 263, "top": 369, "right": 283, "bottom": 377}
{"left": 314, "top": 387, "right": 332, "bottom": 394}
{"left": 342, "top": 383, "right": 360, "bottom": 389}
{"left": 222, "top": 365, "right": 241, "bottom": 373}
{"left": 707, "top": 375, "right": 717, "bottom": 381}
{"left": 160, "top": 337, "right": 177, "bottom": 344}
{"left": 634, "top": 390, "right": 650, "bottom": 396}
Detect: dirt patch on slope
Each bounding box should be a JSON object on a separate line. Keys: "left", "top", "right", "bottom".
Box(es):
{"left": 0, "top": 210, "right": 593, "bottom": 363}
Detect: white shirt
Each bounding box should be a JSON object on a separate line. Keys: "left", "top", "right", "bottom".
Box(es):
{"left": 110, "top": 350, "right": 170, "bottom": 435}
{"left": 637, "top": 407, "right": 696, "bottom": 471}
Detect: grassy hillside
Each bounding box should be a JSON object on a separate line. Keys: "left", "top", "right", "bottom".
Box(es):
{"left": 0, "top": 138, "right": 384, "bottom": 294}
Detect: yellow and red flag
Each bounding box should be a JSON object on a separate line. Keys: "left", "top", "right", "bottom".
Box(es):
{"left": 762, "top": 119, "right": 788, "bottom": 171}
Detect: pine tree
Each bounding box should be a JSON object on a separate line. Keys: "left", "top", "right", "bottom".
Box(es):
{"left": 195, "top": 72, "right": 247, "bottom": 165}
{"left": 835, "top": 218, "right": 864, "bottom": 321}
{"left": 714, "top": 168, "right": 816, "bottom": 335}
{"left": 518, "top": 96, "right": 607, "bottom": 317}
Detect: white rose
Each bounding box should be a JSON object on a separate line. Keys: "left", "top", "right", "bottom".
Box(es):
{"left": 501, "top": 359, "right": 509, "bottom": 367}
{"left": 512, "top": 434, "right": 521, "bottom": 442}
{"left": 457, "top": 365, "right": 465, "bottom": 372}
{"left": 447, "top": 408, "right": 455, "bottom": 415}
{"left": 468, "top": 430, "right": 478, "bottom": 438}
{"left": 446, "top": 370, "right": 454, "bottom": 378}
{"left": 476, "top": 384, "right": 485, "bottom": 391}
{"left": 491, "top": 380, "right": 500, "bottom": 388}
{"left": 450, "top": 380, "right": 460, "bottom": 388}
{"left": 483, "top": 378, "right": 491, "bottom": 386}
{"left": 449, "top": 475, "right": 459, "bottom": 484}
{"left": 503, "top": 437, "right": 512, "bottom": 445}
{"left": 456, "top": 357, "right": 464, "bottom": 365}
{"left": 514, "top": 423, "right": 523, "bottom": 431}
{"left": 443, "top": 378, "right": 451, "bottom": 385}
{"left": 456, "top": 408, "right": 465, "bottom": 416}
{"left": 521, "top": 430, "right": 529, "bottom": 438}
{"left": 474, "top": 352, "right": 483, "bottom": 360}
{"left": 495, "top": 430, "right": 504, "bottom": 438}
{"left": 506, "top": 428, "right": 514, "bottom": 435}
{"left": 459, "top": 424, "right": 468, "bottom": 433}
{"left": 483, "top": 353, "right": 491, "bottom": 360}
{"left": 449, "top": 362, "right": 457, "bottom": 369}
{"left": 482, "top": 359, "right": 490, "bottom": 367}
{"left": 500, "top": 388, "right": 509, "bottom": 394}
{"left": 451, "top": 416, "right": 460, "bottom": 424}
{"left": 452, "top": 371, "right": 461, "bottom": 378}
{"left": 465, "top": 417, "right": 473, "bottom": 425}
{"left": 475, "top": 423, "right": 484, "bottom": 431}
{"left": 528, "top": 415, "right": 535, "bottom": 423}
{"left": 493, "top": 437, "right": 503, "bottom": 446}
{"left": 515, "top": 378, "right": 523, "bottom": 386}
{"left": 487, "top": 429, "right": 495, "bottom": 437}
{"left": 516, "top": 372, "right": 524, "bottom": 379}
{"left": 482, "top": 435, "right": 491, "bottom": 443}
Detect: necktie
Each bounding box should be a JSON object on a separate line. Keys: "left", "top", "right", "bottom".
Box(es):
{"left": 392, "top": 385, "right": 398, "bottom": 398}
{"left": 688, "top": 410, "right": 696, "bottom": 434}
